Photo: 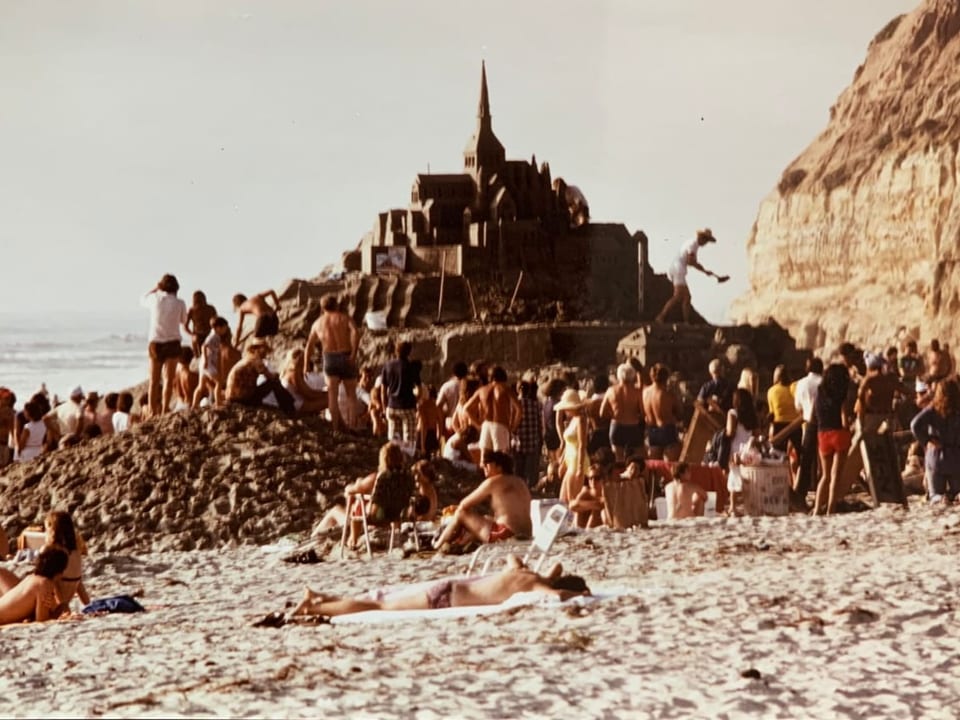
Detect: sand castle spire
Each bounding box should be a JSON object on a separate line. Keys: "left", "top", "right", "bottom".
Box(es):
{"left": 464, "top": 61, "right": 505, "bottom": 177}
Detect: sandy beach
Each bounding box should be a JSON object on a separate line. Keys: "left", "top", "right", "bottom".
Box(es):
{"left": 2, "top": 497, "right": 957, "bottom": 719}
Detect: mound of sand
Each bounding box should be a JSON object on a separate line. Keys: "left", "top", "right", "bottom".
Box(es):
{"left": 0, "top": 406, "right": 479, "bottom": 553}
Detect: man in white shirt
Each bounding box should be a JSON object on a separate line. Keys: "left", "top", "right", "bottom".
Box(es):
{"left": 46, "top": 386, "right": 85, "bottom": 442}
{"left": 793, "top": 356, "right": 824, "bottom": 507}
{"left": 140, "top": 273, "right": 188, "bottom": 418}
{"left": 655, "top": 228, "right": 725, "bottom": 323}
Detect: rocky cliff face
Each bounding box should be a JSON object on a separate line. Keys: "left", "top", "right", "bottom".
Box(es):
{"left": 731, "top": 0, "right": 960, "bottom": 355}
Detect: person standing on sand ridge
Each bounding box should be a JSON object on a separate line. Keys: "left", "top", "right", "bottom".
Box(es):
{"left": 655, "top": 228, "right": 727, "bottom": 323}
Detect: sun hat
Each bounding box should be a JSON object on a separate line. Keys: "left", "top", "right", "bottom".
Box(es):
{"left": 70, "top": 386, "right": 84, "bottom": 399}
{"left": 554, "top": 388, "right": 583, "bottom": 412}
{"left": 697, "top": 228, "right": 716, "bottom": 243}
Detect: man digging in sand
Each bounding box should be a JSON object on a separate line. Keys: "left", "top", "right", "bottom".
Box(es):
{"left": 655, "top": 228, "right": 726, "bottom": 323}
{"left": 433, "top": 450, "right": 532, "bottom": 550}
{"left": 290, "top": 554, "right": 590, "bottom": 617}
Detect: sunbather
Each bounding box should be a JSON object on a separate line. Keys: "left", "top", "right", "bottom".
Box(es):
{"left": 291, "top": 554, "right": 589, "bottom": 617}
{"left": 0, "top": 545, "right": 69, "bottom": 625}
{"left": 44, "top": 511, "right": 90, "bottom": 614}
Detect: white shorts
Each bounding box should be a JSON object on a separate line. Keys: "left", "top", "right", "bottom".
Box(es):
{"left": 667, "top": 262, "right": 688, "bottom": 287}
{"left": 479, "top": 420, "right": 511, "bottom": 452}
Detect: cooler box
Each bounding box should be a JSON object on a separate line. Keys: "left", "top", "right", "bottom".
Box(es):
{"left": 740, "top": 464, "right": 791, "bottom": 517}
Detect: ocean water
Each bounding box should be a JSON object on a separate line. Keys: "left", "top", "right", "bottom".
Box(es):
{"left": 0, "top": 310, "right": 152, "bottom": 405}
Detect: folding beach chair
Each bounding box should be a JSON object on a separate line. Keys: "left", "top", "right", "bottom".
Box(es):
{"left": 465, "top": 503, "right": 570, "bottom": 575}
{"left": 339, "top": 468, "right": 417, "bottom": 559}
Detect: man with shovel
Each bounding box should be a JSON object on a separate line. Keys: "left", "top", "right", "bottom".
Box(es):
{"left": 655, "top": 228, "right": 727, "bottom": 323}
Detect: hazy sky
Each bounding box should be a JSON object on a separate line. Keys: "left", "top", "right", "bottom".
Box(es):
{"left": 0, "top": 0, "right": 917, "bottom": 326}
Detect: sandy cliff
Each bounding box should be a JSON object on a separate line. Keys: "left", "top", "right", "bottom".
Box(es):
{"left": 731, "top": 0, "right": 960, "bottom": 354}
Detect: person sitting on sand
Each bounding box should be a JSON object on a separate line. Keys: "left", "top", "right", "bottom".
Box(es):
{"left": 44, "top": 510, "right": 90, "bottom": 614}
{"left": 16, "top": 400, "right": 47, "bottom": 462}
{"left": 664, "top": 462, "right": 705, "bottom": 520}
{"left": 112, "top": 392, "right": 134, "bottom": 433}
{"left": 280, "top": 348, "right": 328, "bottom": 415}
{"left": 225, "top": 339, "right": 295, "bottom": 415}
{"left": 434, "top": 450, "right": 532, "bottom": 549}
{"left": 0, "top": 545, "right": 69, "bottom": 625}
{"left": 291, "top": 554, "right": 589, "bottom": 617}
{"left": 233, "top": 289, "right": 282, "bottom": 348}
{"left": 313, "top": 442, "right": 413, "bottom": 546}
{"left": 569, "top": 462, "right": 607, "bottom": 529}
{"left": 410, "top": 460, "right": 440, "bottom": 523}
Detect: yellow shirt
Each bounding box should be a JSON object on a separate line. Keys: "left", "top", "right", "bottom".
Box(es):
{"left": 767, "top": 384, "right": 800, "bottom": 424}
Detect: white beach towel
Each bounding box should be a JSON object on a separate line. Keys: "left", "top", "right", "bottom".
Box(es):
{"left": 328, "top": 587, "right": 634, "bottom": 625}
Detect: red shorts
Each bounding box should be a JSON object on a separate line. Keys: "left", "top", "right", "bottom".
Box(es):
{"left": 818, "top": 429, "right": 852, "bottom": 455}
{"left": 488, "top": 522, "right": 514, "bottom": 543}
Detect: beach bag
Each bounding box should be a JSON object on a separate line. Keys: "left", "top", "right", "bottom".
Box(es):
{"left": 82, "top": 595, "right": 146, "bottom": 614}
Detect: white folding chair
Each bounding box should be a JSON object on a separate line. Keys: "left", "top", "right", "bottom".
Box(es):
{"left": 465, "top": 503, "right": 570, "bottom": 575}
{"left": 338, "top": 494, "right": 401, "bottom": 560}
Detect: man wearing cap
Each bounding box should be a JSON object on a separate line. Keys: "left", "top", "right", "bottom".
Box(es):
{"left": 655, "top": 228, "right": 725, "bottom": 324}
{"left": 45, "top": 386, "right": 85, "bottom": 441}
{"left": 225, "top": 339, "right": 295, "bottom": 415}
{"left": 434, "top": 450, "right": 532, "bottom": 550}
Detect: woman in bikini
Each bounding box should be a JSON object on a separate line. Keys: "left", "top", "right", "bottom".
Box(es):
{"left": 44, "top": 511, "right": 90, "bottom": 615}
{"left": 0, "top": 545, "right": 69, "bottom": 625}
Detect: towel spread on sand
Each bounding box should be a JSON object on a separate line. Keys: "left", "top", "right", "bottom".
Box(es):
{"left": 328, "top": 587, "right": 633, "bottom": 625}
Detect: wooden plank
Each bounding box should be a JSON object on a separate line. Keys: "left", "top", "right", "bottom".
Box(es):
{"left": 680, "top": 406, "right": 724, "bottom": 465}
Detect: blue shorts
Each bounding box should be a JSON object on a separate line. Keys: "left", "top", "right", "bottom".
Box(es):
{"left": 647, "top": 424, "right": 679, "bottom": 449}
{"left": 323, "top": 351, "right": 357, "bottom": 380}
{"left": 610, "top": 421, "right": 644, "bottom": 450}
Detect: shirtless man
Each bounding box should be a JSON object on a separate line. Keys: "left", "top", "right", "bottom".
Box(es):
{"left": 857, "top": 353, "right": 907, "bottom": 434}
{"left": 462, "top": 366, "right": 521, "bottom": 452}
{"left": 664, "top": 462, "right": 705, "bottom": 520}
{"left": 434, "top": 450, "right": 533, "bottom": 548}
{"left": 926, "top": 339, "right": 953, "bottom": 384}
{"left": 233, "top": 289, "right": 282, "bottom": 347}
{"left": 643, "top": 364, "right": 684, "bottom": 461}
{"left": 291, "top": 554, "right": 589, "bottom": 617}
{"left": 0, "top": 546, "right": 68, "bottom": 626}
{"left": 185, "top": 290, "right": 218, "bottom": 357}
{"left": 303, "top": 294, "right": 361, "bottom": 431}
{"left": 600, "top": 363, "right": 645, "bottom": 462}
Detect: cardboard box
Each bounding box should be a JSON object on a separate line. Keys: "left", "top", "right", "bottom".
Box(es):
{"left": 18, "top": 530, "right": 46, "bottom": 551}
{"left": 740, "top": 464, "right": 791, "bottom": 517}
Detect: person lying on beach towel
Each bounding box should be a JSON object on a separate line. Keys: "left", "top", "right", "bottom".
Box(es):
{"left": 0, "top": 546, "right": 68, "bottom": 626}
{"left": 290, "top": 554, "right": 589, "bottom": 618}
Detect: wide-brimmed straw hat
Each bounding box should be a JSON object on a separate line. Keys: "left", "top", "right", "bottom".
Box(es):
{"left": 554, "top": 388, "right": 584, "bottom": 412}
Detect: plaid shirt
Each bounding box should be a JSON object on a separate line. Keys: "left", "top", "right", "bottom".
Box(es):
{"left": 515, "top": 397, "right": 543, "bottom": 454}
